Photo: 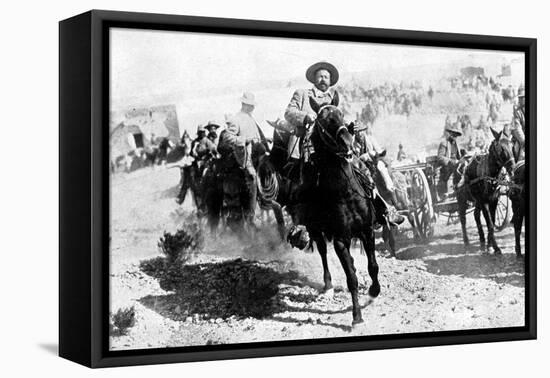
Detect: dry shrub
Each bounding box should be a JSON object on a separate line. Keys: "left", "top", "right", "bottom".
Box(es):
{"left": 158, "top": 220, "right": 204, "bottom": 265}
{"left": 111, "top": 306, "right": 136, "bottom": 335}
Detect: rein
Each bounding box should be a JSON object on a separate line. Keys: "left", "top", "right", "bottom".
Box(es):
{"left": 308, "top": 105, "right": 374, "bottom": 202}
{"left": 464, "top": 140, "right": 517, "bottom": 189}
{"left": 314, "top": 119, "right": 350, "bottom": 159}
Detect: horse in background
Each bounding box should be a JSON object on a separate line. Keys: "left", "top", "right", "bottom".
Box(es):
{"left": 457, "top": 128, "right": 515, "bottom": 254}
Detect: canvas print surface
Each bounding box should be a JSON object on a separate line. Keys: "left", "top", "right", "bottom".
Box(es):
{"left": 108, "top": 27, "right": 527, "bottom": 351}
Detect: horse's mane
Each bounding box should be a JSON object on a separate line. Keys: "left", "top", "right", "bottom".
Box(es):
{"left": 512, "top": 160, "right": 525, "bottom": 184}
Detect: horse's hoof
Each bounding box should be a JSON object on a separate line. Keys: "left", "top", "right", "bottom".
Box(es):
{"left": 368, "top": 285, "right": 380, "bottom": 298}
{"left": 516, "top": 253, "right": 523, "bottom": 260}
{"left": 494, "top": 248, "right": 502, "bottom": 256}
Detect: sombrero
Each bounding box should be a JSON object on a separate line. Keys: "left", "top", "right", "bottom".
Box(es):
{"left": 306, "top": 61, "right": 339, "bottom": 86}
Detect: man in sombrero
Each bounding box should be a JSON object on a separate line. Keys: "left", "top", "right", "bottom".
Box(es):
{"left": 437, "top": 122, "right": 464, "bottom": 199}
{"left": 284, "top": 62, "right": 403, "bottom": 241}
{"left": 285, "top": 61, "right": 340, "bottom": 164}
{"left": 204, "top": 120, "right": 221, "bottom": 147}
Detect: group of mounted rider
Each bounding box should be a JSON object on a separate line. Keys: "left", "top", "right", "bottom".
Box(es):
{"left": 436, "top": 82, "right": 526, "bottom": 257}
{"left": 171, "top": 61, "right": 526, "bottom": 326}
{"left": 176, "top": 61, "right": 409, "bottom": 243}
{"left": 175, "top": 60, "right": 526, "bottom": 258}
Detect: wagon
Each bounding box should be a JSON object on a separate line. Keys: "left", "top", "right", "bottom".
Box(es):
{"left": 392, "top": 156, "right": 512, "bottom": 241}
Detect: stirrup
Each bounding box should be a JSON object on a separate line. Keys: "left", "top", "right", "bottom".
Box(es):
{"left": 386, "top": 206, "right": 405, "bottom": 226}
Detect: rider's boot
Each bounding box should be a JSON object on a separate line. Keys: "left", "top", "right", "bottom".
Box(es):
{"left": 374, "top": 192, "right": 405, "bottom": 227}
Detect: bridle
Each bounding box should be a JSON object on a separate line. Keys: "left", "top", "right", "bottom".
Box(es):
{"left": 490, "top": 138, "right": 515, "bottom": 172}
{"left": 313, "top": 106, "right": 351, "bottom": 159}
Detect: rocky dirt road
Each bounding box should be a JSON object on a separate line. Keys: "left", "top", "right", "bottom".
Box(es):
{"left": 109, "top": 166, "right": 525, "bottom": 351}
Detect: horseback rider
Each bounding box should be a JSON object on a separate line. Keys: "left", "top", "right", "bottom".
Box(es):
{"left": 284, "top": 61, "right": 404, "bottom": 229}
{"left": 204, "top": 120, "right": 221, "bottom": 147}
{"left": 354, "top": 121, "right": 401, "bottom": 209}
{"left": 176, "top": 125, "right": 216, "bottom": 209}
{"left": 437, "top": 122, "right": 464, "bottom": 199}
{"left": 190, "top": 124, "right": 217, "bottom": 173}
{"left": 511, "top": 85, "right": 525, "bottom": 161}
{"left": 217, "top": 92, "right": 267, "bottom": 226}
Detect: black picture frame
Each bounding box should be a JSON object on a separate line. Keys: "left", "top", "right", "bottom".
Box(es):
{"left": 59, "top": 9, "right": 537, "bottom": 368}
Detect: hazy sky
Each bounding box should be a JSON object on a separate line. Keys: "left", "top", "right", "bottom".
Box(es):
{"left": 110, "top": 28, "right": 523, "bottom": 108}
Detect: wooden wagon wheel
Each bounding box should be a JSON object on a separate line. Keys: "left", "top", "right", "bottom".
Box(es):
{"left": 494, "top": 193, "right": 512, "bottom": 232}
{"left": 409, "top": 168, "right": 435, "bottom": 241}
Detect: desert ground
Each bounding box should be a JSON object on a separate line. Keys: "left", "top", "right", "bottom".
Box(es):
{"left": 109, "top": 108, "right": 525, "bottom": 350}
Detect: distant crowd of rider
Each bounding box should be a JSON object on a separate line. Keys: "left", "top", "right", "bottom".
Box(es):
{"left": 337, "top": 81, "right": 426, "bottom": 124}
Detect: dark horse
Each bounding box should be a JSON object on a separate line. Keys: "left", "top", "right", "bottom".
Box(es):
{"left": 201, "top": 156, "right": 225, "bottom": 234}
{"left": 298, "top": 96, "right": 380, "bottom": 327}
{"left": 203, "top": 138, "right": 259, "bottom": 239}
{"left": 510, "top": 160, "right": 525, "bottom": 257}
{"left": 457, "top": 129, "right": 515, "bottom": 254}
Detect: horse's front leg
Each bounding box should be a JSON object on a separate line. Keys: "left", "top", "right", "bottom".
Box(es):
{"left": 361, "top": 229, "right": 380, "bottom": 300}
{"left": 206, "top": 186, "right": 223, "bottom": 235}
{"left": 311, "top": 231, "right": 332, "bottom": 294}
{"left": 333, "top": 238, "right": 362, "bottom": 326}
{"left": 473, "top": 206, "right": 486, "bottom": 251}
{"left": 512, "top": 198, "right": 523, "bottom": 258}
{"left": 481, "top": 202, "right": 501, "bottom": 255}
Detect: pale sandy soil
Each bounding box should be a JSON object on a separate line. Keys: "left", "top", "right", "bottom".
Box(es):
{"left": 109, "top": 137, "right": 525, "bottom": 350}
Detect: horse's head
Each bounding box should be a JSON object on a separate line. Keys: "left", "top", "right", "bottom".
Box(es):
{"left": 489, "top": 127, "right": 515, "bottom": 175}
{"left": 309, "top": 93, "right": 354, "bottom": 163}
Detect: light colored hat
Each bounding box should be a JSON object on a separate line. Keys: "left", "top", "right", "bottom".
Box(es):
{"left": 205, "top": 120, "right": 221, "bottom": 130}
{"left": 240, "top": 92, "right": 257, "bottom": 106}
{"left": 196, "top": 124, "right": 206, "bottom": 134}
{"left": 306, "top": 61, "right": 339, "bottom": 86}
{"left": 445, "top": 123, "right": 462, "bottom": 136}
